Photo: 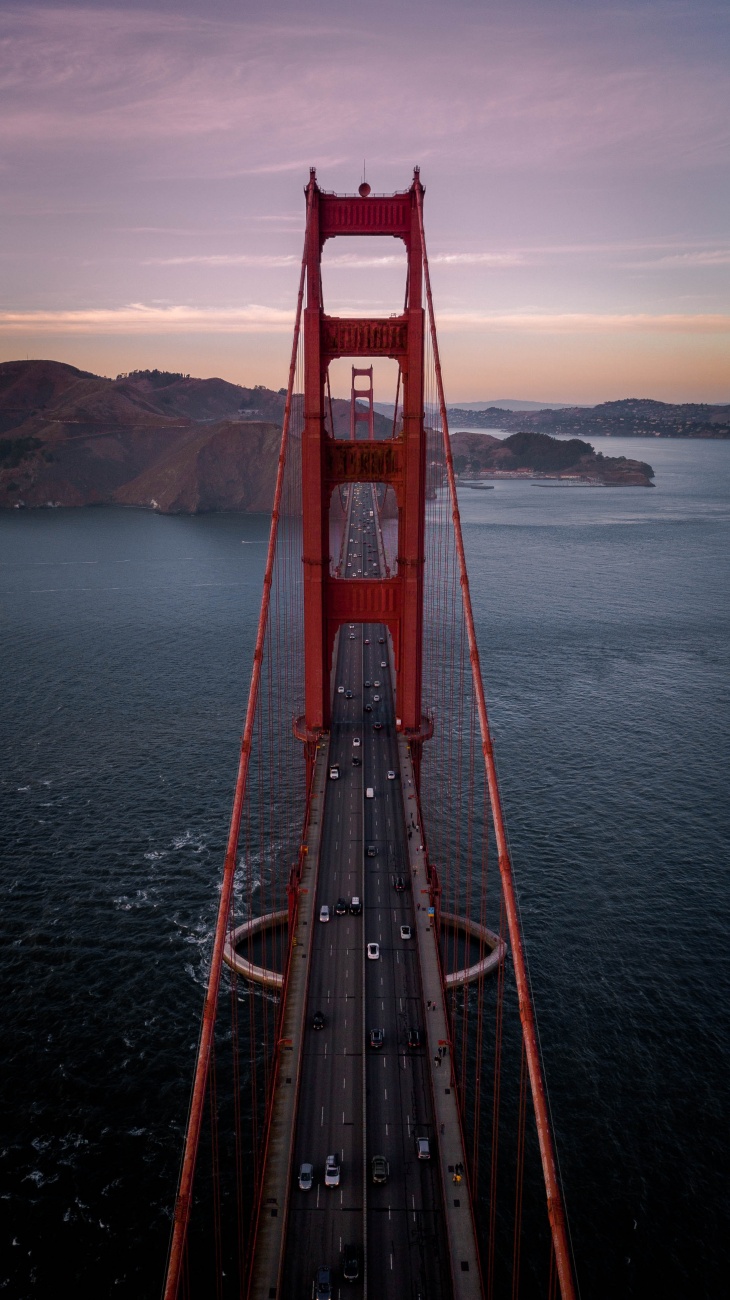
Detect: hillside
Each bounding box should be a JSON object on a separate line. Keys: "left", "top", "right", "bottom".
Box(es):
{"left": 0, "top": 360, "right": 390, "bottom": 513}
{"left": 450, "top": 430, "right": 654, "bottom": 486}
{"left": 449, "top": 398, "right": 730, "bottom": 439}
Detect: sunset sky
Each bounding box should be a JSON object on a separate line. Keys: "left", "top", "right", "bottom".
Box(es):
{"left": 2, "top": 0, "right": 728, "bottom": 403}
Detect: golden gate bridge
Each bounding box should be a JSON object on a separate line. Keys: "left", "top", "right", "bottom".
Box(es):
{"left": 163, "top": 170, "right": 577, "bottom": 1300}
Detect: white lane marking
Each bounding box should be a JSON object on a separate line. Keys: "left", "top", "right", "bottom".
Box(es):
{"left": 384, "top": 1088, "right": 388, "bottom": 1100}
{"left": 324, "top": 1043, "right": 327, "bottom": 1058}
{"left": 321, "top": 1106, "right": 324, "bottom": 1126}
{"left": 386, "top": 1122, "right": 389, "bottom": 1135}
{"left": 390, "top": 1253, "right": 394, "bottom": 1271}
{"left": 343, "top": 1076, "right": 347, "bottom": 1090}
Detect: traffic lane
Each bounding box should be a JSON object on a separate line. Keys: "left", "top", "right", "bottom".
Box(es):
{"left": 364, "top": 925, "right": 449, "bottom": 1295}
{"left": 289, "top": 859, "right": 362, "bottom": 1266}
{"left": 283, "top": 632, "right": 364, "bottom": 1295}
{"left": 363, "top": 642, "right": 452, "bottom": 1296}
{"left": 363, "top": 738, "right": 442, "bottom": 1290}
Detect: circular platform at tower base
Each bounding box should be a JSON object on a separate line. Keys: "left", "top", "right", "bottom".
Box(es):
{"left": 223, "top": 909, "right": 505, "bottom": 989}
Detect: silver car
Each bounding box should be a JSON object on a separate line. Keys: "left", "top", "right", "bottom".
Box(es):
{"left": 324, "top": 1154, "right": 340, "bottom": 1187}
{"left": 298, "top": 1161, "right": 314, "bottom": 1190}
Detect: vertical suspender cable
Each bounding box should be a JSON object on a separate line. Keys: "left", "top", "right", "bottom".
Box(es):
{"left": 162, "top": 189, "right": 313, "bottom": 1300}
{"left": 415, "top": 182, "right": 578, "bottom": 1300}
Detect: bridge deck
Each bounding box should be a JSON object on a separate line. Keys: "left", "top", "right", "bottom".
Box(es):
{"left": 251, "top": 483, "right": 481, "bottom": 1299}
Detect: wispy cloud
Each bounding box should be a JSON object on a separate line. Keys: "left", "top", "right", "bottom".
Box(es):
{"left": 143, "top": 254, "right": 301, "bottom": 267}
{"left": 627, "top": 249, "right": 730, "bottom": 269}
{"left": 2, "top": 305, "right": 728, "bottom": 337}
{"left": 144, "top": 251, "right": 522, "bottom": 268}
{"left": 0, "top": 304, "right": 295, "bottom": 334}
{"left": 437, "top": 311, "right": 730, "bottom": 333}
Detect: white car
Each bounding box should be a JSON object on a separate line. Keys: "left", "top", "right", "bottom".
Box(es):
{"left": 387, "top": 770, "right": 395, "bottom": 781}
{"left": 324, "top": 1154, "right": 341, "bottom": 1187}
{"left": 400, "top": 924, "right": 412, "bottom": 940}
{"left": 367, "top": 942, "right": 380, "bottom": 960}
{"left": 365, "top": 787, "right": 374, "bottom": 799}
{"left": 337, "top": 685, "right": 344, "bottom": 693}
{"left": 319, "top": 905, "right": 330, "bottom": 923}
{"left": 373, "top": 680, "right": 381, "bottom": 687}
{"left": 353, "top": 737, "right": 361, "bottom": 747}
{"left": 381, "top": 661, "right": 387, "bottom": 668}
{"left": 373, "top": 694, "right": 380, "bottom": 703}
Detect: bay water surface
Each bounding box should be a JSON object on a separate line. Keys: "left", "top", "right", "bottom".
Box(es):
{"left": 1, "top": 435, "right": 728, "bottom": 1296}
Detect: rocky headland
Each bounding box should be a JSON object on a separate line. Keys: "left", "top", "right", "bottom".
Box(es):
{"left": 450, "top": 430, "right": 654, "bottom": 486}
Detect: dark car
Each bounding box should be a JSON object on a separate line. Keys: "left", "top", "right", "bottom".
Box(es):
{"left": 364, "top": 704, "right": 372, "bottom": 713}
{"left": 366, "top": 843, "right": 376, "bottom": 858}
{"left": 364, "top": 680, "right": 372, "bottom": 689}
{"left": 335, "top": 897, "right": 348, "bottom": 915}
{"left": 373, "top": 721, "right": 383, "bottom": 730}
{"left": 345, "top": 689, "right": 353, "bottom": 699}
{"left": 312, "top": 1011, "right": 325, "bottom": 1030}
{"left": 342, "top": 1244, "right": 360, "bottom": 1282}
{"left": 369, "top": 1027, "right": 384, "bottom": 1049}
{"left": 350, "top": 897, "right": 362, "bottom": 915}
{"left": 378, "top": 637, "right": 385, "bottom": 644}
{"left": 371, "top": 1154, "right": 389, "bottom": 1184}
{"left": 315, "top": 1265, "right": 332, "bottom": 1298}
{"left": 407, "top": 1027, "right": 422, "bottom": 1049}
{"left": 394, "top": 875, "right": 406, "bottom": 892}
{"left": 352, "top": 756, "right": 362, "bottom": 766}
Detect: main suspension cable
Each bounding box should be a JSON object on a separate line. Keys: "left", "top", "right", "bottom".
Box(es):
{"left": 162, "top": 186, "right": 313, "bottom": 1300}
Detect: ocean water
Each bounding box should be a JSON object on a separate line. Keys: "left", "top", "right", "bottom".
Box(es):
{"left": 1, "top": 436, "right": 729, "bottom": 1297}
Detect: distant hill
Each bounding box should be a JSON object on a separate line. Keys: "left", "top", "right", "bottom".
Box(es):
{"left": 0, "top": 360, "right": 391, "bottom": 513}
{"left": 450, "top": 430, "right": 654, "bottom": 486}
{"left": 449, "top": 398, "right": 583, "bottom": 411}
{"left": 448, "top": 398, "right": 730, "bottom": 439}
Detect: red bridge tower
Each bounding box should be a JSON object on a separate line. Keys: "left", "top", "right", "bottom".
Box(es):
{"left": 301, "top": 169, "right": 430, "bottom": 770}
